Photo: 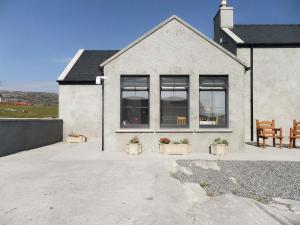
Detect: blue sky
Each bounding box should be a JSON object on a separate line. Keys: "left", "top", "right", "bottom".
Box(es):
{"left": 0, "top": 0, "right": 299, "bottom": 93}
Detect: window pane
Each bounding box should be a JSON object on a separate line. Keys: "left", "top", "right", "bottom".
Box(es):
{"left": 121, "top": 76, "right": 149, "bottom": 128}
{"left": 121, "top": 107, "right": 149, "bottom": 126}
{"left": 161, "top": 77, "right": 188, "bottom": 89}
{"left": 122, "top": 77, "right": 148, "bottom": 89}
{"left": 200, "top": 77, "right": 227, "bottom": 89}
{"left": 122, "top": 91, "right": 148, "bottom": 107}
{"left": 199, "top": 91, "right": 212, "bottom": 109}
{"left": 160, "top": 76, "right": 189, "bottom": 127}
{"left": 199, "top": 76, "right": 227, "bottom": 127}
{"left": 213, "top": 91, "right": 225, "bottom": 108}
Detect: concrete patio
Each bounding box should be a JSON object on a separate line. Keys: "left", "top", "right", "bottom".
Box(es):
{"left": 1, "top": 140, "right": 300, "bottom": 225}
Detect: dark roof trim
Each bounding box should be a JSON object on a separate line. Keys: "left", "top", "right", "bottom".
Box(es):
{"left": 237, "top": 43, "right": 300, "bottom": 48}
{"left": 57, "top": 80, "right": 97, "bottom": 85}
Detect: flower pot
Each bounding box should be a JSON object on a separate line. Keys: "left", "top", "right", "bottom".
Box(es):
{"left": 126, "top": 143, "right": 142, "bottom": 155}
{"left": 159, "top": 144, "right": 191, "bottom": 155}
{"left": 210, "top": 144, "right": 227, "bottom": 156}
{"left": 66, "top": 135, "right": 87, "bottom": 143}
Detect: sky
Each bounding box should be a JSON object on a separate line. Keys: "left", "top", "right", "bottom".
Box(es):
{"left": 0, "top": 0, "right": 299, "bottom": 93}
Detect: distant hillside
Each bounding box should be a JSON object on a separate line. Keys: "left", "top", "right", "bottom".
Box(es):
{"left": 0, "top": 90, "right": 58, "bottom": 106}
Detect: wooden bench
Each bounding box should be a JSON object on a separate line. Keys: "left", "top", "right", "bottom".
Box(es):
{"left": 289, "top": 120, "right": 300, "bottom": 149}
{"left": 256, "top": 120, "right": 283, "bottom": 149}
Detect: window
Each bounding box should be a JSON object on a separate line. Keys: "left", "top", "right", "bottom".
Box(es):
{"left": 160, "top": 76, "right": 189, "bottom": 128}
{"left": 121, "top": 76, "right": 149, "bottom": 128}
{"left": 199, "top": 76, "right": 228, "bottom": 128}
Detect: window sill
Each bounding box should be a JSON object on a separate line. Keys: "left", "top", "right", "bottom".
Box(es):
{"left": 115, "top": 128, "right": 233, "bottom": 134}
{"left": 116, "top": 129, "right": 154, "bottom": 133}
{"left": 155, "top": 129, "right": 194, "bottom": 133}
{"left": 195, "top": 128, "right": 233, "bottom": 133}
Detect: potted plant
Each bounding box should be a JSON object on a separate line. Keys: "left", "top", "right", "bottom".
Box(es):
{"left": 159, "top": 138, "right": 191, "bottom": 155}
{"left": 126, "top": 136, "right": 142, "bottom": 155}
{"left": 210, "top": 138, "right": 229, "bottom": 156}
{"left": 66, "top": 132, "right": 87, "bottom": 143}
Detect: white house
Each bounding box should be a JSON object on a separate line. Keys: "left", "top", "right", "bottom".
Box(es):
{"left": 57, "top": 1, "right": 300, "bottom": 152}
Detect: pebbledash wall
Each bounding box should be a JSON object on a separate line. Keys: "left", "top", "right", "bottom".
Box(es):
{"left": 237, "top": 47, "right": 300, "bottom": 142}
{"left": 59, "top": 85, "right": 102, "bottom": 140}
{"left": 101, "top": 18, "right": 247, "bottom": 153}
{"left": 0, "top": 119, "right": 63, "bottom": 157}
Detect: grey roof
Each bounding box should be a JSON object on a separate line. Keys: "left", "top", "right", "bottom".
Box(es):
{"left": 230, "top": 24, "right": 300, "bottom": 45}
{"left": 61, "top": 50, "right": 119, "bottom": 83}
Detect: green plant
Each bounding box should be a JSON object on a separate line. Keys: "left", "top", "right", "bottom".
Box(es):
{"left": 129, "top": 136, "right": 139, "bottom": 144}
{"left": 172, "top": 141, "right": 180, "bottom": 144}
{"left": 180, "top": 138, "right": 189, "bottom": 144}
{"left": 199, "top": 182, "right": 209, "bottom": 189}
{"left": 212, "top": 138, "right": 229, "bottom": 146}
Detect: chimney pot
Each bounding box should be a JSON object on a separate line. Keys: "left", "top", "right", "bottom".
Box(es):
{"left": 220, "top": 0, "right": 227, "bottom": 7}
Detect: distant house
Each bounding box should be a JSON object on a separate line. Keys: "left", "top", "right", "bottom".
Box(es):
{"left": 57, "top": 0, "right": 300, "bottom": 152}
{"left": 0, "top": 94, "right": 2, "bottom": 103}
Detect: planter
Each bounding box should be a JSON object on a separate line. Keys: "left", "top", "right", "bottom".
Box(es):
{"left": 159, "top": 144, "right": 191, "bottom": 155}
{"left": 210, "top": 144, "right": 227, "bottom": 156}
{"left": 126, "top": 144, "right": 142, "bottom": 155}
{"left": 66, "top": 135, "right": 87, "bottom": 143}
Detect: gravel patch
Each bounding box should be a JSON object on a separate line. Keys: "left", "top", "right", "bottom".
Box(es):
{"left": 171, "top": 160, "right": 300, "bottom": 203}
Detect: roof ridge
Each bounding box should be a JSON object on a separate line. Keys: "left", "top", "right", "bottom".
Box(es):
{"left": 235, "top": 24, "right": 300, "bottom": 26}
{"left": 84, "top": 49, "right": 119, "bottom": 52}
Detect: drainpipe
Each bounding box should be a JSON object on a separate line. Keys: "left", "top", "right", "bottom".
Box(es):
{"left": 250, "top": 46, "right": 254, "bottom": 141}
{"left": 98, "top": 67, "right": 106, "bottom": 151}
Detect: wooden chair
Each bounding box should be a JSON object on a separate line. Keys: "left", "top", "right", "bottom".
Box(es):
{"left": 256, "top": 120, "right": 283, "bottom": 149}
{"left": 289, "top": 120, "right": 300, "bottom": 149}
{"left": 176, "top": 117, "right": 186, "bottom": 125}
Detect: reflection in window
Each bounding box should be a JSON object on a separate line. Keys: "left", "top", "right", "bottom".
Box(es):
{"left": 199, "top": 76, "right": 228, "bottom": 127}
{"left": 160, "top": 76, "right": 189, "bottom": 128}
{"left": 121, "top": 76, "right": 149, "bottom": 128}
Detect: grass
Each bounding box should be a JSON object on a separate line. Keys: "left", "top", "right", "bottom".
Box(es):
{"left": 199, "top": 182, "right": 209, "bottom": 189}
{"left": 0, "top": 104, "right": 58, "bottom": 118}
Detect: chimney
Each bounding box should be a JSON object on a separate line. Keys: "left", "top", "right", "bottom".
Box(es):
{"left": 214, "top": 0, "right": 234, "bottom": 42}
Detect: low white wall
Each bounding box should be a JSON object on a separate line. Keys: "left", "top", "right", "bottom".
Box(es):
{"left": 59, "top": 85, "right": 102, "bottom": 140}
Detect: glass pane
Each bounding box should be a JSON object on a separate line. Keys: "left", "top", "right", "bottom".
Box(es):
{"left": 122, "top": 76, "right": 148, "bottom": 88}
{"left": 120, "top": 76, "right": 149, "bottom": 127}
{"left": 213, "top": 91, "right": 225, "bottom": 108}
{"left": 161, "top": 90, "right": 188, "bottom": 126}
{"left": 161, "top": 76, "right": 188, "bottom": 88}
{"left": 122, "top": 91, "right": 148, "bottom": 107}
{"left": 200, "top": 76, "right": 227, "bottom": 88}
{"left": 122, "top": 77, "right": 136, "bottom": 88}
{"left": 121, "top": 107, "right": 149, "bottom": 126}
{"left": 200, "top": 91, "right": 212, "bottom": 109}
{"left": 200, "top": 90, "right": 226, "bottom": 127}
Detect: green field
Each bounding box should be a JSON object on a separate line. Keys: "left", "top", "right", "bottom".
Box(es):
{"left": 0, "top": 105, "right": 58, "bottom": 118}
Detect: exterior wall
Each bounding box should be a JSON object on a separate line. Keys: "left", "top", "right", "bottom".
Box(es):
{"left": 59, "top": 85, "right": 102, "bottom": 141}
{"left": 236, "top": 48, "right": 251, "bottom": 140}
{"left": 103, "top": 19, "right": 246, "bottom": 153}
{"left": 238, "top": 47, "right": 300, "bottom": 143}
{"left": 252, "top": 47, "right": 300, "bottom": 144}
{"left": 0, "top": 119, "right": 63, "bottom": 157}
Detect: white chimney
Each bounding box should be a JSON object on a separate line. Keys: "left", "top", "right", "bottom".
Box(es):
{"left": 214, "top": 0, "right": 234, "bottom": 29}
{"left": 213, "top": 0, "right": 234, "bottom": 43}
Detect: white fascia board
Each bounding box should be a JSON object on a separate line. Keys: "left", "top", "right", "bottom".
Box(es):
{"left": 222, "top": 28, "right": 244, "bottom": 44}
{"left": 100, "top": 15, "right": 249, "bottom": 69}
{"left": 57, "top": 49, "right": 84, "bottom": 81}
